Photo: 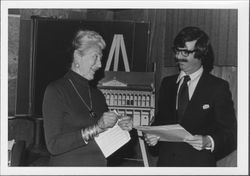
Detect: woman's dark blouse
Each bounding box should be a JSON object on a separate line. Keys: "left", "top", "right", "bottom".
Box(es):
{"left": 43, "top": 70, "right": 108, "bottom": 166}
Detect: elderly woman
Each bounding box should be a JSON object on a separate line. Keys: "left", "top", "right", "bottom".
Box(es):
{"left": 43, "top": 30, "right": 133, "bottom": 166}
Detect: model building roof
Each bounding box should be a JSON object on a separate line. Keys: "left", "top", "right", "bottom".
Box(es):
{"left": 98, "top": 71, "right": 155, "bottom": 91}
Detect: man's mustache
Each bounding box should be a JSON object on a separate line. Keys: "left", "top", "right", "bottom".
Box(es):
{"left": 175, "top": 58, "right": 188, "bottom": 63}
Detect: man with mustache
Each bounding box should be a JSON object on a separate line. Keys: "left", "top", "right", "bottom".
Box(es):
{"left": 143, "top": 26, "right": 237, "bottom": 166}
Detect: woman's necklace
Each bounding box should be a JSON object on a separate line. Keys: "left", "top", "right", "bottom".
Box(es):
{"left": 68, "top": 79, "right": 97, "bottom": 118}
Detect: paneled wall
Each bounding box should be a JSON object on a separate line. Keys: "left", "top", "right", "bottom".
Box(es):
{"left": 9, "top": 9, "right": 113, "bottom": 20}
{"left": 8, "top": 15, "right": 20, "bottom": 115}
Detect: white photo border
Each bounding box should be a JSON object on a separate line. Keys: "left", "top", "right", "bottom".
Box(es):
{"left": 1, "top": 0, "right": 249, "bottom": 175}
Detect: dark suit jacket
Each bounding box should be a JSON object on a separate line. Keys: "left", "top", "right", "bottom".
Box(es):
{"left": 153, "top": 71, "right": 237, "bottom": 166}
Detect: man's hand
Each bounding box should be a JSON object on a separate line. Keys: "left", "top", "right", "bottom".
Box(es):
{"left": 144, "top": 133, "right": 160, "bottom": 146}
{"left": 184, "top": 135, "right": 212, "bottom": 151}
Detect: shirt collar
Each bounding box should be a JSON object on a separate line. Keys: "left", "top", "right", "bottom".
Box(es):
{"left": 176, "top": 66, "right": 204, "bottom": 83}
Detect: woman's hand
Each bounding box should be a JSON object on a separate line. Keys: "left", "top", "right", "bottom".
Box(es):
{"left": 97, "top": 112, "right": 118, "bottom": 131}
{"left": 118, "top": 116, "right": 133, "bottom": 131}
{"left": 144, "top": 133, "right": 160, "bottom": 146}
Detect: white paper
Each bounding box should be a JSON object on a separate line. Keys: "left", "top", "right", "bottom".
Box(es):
{"left": 135, "top": 124, "right": 193, "bottom": 142}
{"left": 94, "top": 124, "right": 131, "bottom": 158}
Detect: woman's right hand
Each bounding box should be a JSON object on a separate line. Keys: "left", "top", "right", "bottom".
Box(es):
{"left": 144, "top": 133, "right": 160, "bottom": 146}
{"left": 97, "top": 112, "right": 118, "bottom": 131}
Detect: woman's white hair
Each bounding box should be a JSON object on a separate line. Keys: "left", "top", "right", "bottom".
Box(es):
{"left": 72, "top": 30, "right": 106, "bottom": 55}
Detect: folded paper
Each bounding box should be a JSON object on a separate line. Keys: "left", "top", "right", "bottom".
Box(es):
{"left": 135, "top": 124, "right": 193, "bottom": 142}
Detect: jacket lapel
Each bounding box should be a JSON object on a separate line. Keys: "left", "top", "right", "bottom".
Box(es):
{"left": 172, "top": 76, "right": 179, "bottom": 122}
{"left": 189, "top": 72, "right": 208, "bottom": 103}
{"left": 181, "top": 72, "right": 209, "bottom": 121}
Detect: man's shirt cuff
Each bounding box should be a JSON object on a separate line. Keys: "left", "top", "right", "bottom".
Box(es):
{"left": 205, "top": 135, "right": 215, "bottom": 152}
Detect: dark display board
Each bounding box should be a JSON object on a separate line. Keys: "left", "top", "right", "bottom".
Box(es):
{"left": 16, "top": 17, "right": 150, "bottom": 116}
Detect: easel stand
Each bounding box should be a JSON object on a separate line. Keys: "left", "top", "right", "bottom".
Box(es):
{"left": 105, "top": 34, "right": 149, "bottom": 167}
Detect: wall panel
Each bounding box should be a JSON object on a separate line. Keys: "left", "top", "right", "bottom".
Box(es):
{"left": 8, "top": 15, "right": 20, "bottom": 115}
{"left": 211, "top": 66, "right": 237, "bottom": 113}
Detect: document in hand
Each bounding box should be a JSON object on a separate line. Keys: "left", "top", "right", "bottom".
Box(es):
{"left": 94, "top": 124, "right": 131, "bottom": 158}
{"left": 135, "top": 124, "right": 193, "bottom": 142}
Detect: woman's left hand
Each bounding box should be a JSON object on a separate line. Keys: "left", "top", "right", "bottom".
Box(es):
{"left": 118, "top": 116, "right": 133, "bottom": 131}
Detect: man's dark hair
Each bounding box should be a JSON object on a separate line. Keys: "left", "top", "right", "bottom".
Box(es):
{"left": 173, "top": 26, "right": 214, "bottom": 73}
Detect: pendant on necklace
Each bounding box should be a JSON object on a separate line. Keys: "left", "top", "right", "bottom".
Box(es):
{"left": 89, "top": 110, "right": 97, "bottom": 118}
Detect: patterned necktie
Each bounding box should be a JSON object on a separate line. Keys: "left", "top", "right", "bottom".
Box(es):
{"left": 177, "top": 75, "right": 191, "bottom": 120}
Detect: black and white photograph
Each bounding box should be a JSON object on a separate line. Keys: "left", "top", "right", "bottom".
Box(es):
{"left": 1, "top": 0, "right": 249, "bottom": 175}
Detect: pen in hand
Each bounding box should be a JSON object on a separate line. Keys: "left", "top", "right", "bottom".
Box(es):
{"left": 113, "top": 110, "right": 122, "bottom": 119}
{"left": 112, "top": 110, "right": 133, "bottom": 131}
